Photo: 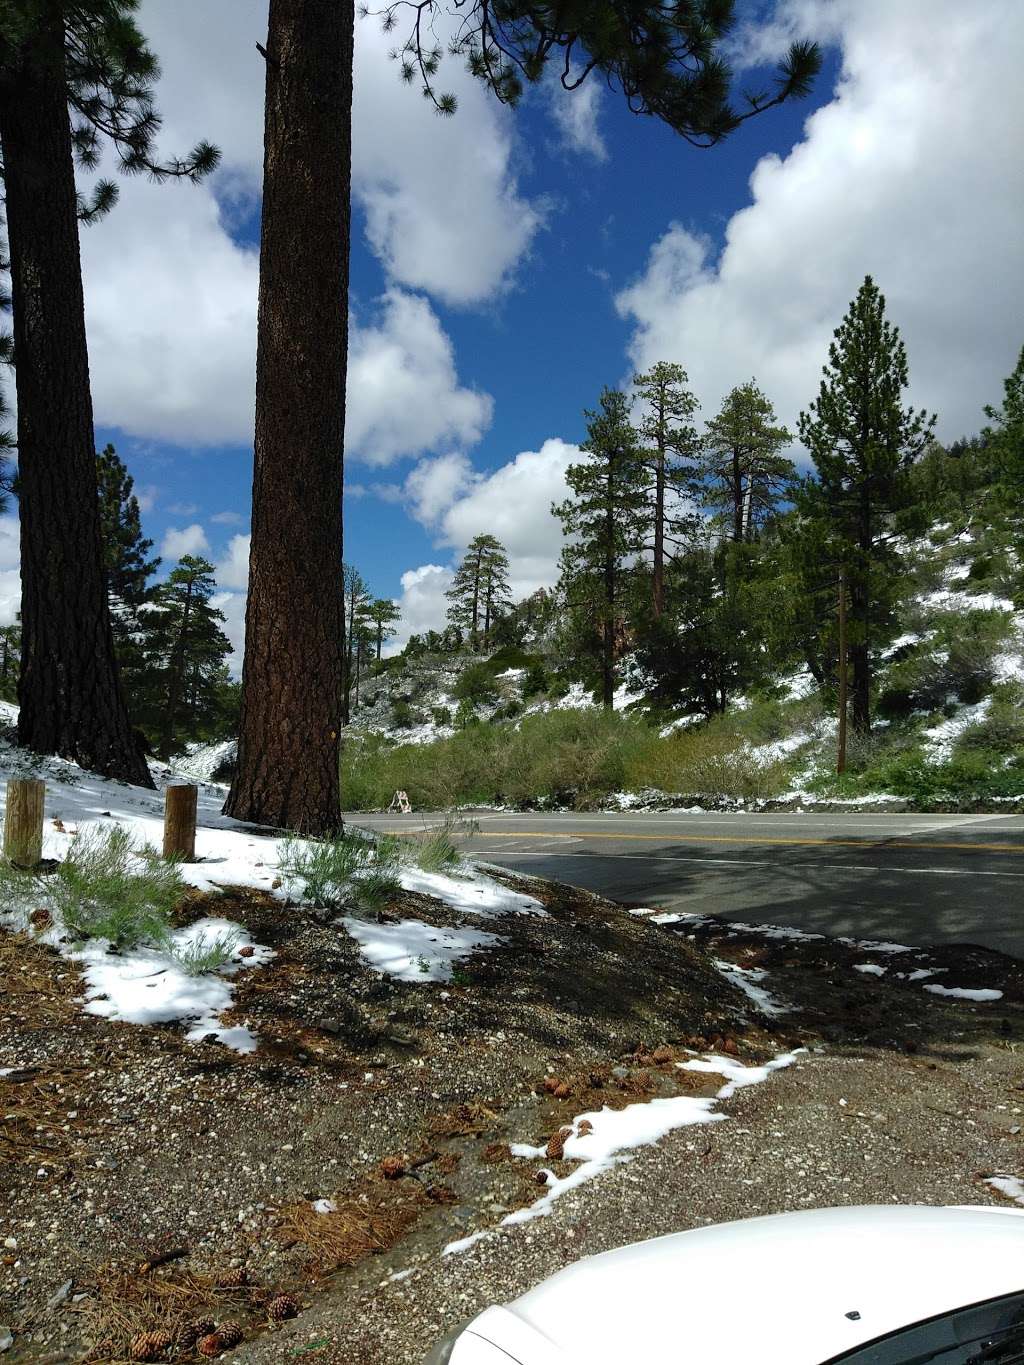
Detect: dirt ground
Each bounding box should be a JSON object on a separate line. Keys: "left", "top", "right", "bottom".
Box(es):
{"left": 1, "top": 872, "right": 1022, "bottom": 1364}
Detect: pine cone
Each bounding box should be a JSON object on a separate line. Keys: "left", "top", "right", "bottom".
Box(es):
{"left": 238, "top": 945, "right": 255, "bottom": 958}
{"left": 576, "top": 1119, "right": 594, "bottom": 1137}
{"left": 216, "top": 1322, "right": 244, "bottom": 1350}
{"left": 545, "top": 1125, "right": 572, "bottom": 1160}
{"left": 179, "top": 1318, "right": 216, "bottom": 1349}
{"left": 30, "top": 907, "right": 52, "bottom": 930}
{"left": 129, "top": 1329, "right": 173, "bottom": 1361}
{"left": 380, "top": 1155, "right": 405, "bottom": 1180}
{"left": 197, "top": 1335, "right": 222, "bottom": 1358}
{"left": 651, "top": 1045, "right": 675, "bottom": 1065}
{"left": 267, "top": 1294, "right": 299, "bottom": 1322}
{"left": 216, "top": 1267, "right": 248, "bottom": 1289}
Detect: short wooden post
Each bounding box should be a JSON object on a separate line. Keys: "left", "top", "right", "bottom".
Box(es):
{"left": 163, "top": 784, "right": 197, "bottom": 862}
{"left": 4, "top": 777, "right": 45, "bottom": 868}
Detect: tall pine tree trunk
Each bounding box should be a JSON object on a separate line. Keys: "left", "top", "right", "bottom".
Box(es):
{"left": 224, "top": 0, "right": 351, "bottom": 833}
{"left": 652, "top": 450, "right": 665, "bottom": 619}
{"left": 731, "top": 449, "right": 744, "bottom": 543}
{"left": 0, "top": 12, "right": 152, "bottom": 787}
{"left": 602, "top": 477, "right": 615, "bottom": 711}
{"left": 849, "top": 564, "right": 871, "bottom": 736}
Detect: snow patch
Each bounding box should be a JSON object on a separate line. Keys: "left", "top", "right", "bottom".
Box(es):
{"left": 713, "top": 959, "right": 788, "bottom": 1017}
{"left": 923, "top": 983, "right": 1003, "bottom": 1002}
{"left": 340, "top": 917, "right": 502, "bottom": 983}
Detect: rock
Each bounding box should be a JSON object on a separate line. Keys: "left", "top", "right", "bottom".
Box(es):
{"left": 46, "top": 1280, "right": 72, "bottom": 1314}
{"left": 0, "top": 1326, "right": 13, "bottom": 1353}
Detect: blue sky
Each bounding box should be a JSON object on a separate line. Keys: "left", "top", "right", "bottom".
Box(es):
{"left": 2, "top": 0, "right": 1020, "bottom": 657}
{"left": 97, "top": 42, "right": 840, "bottom": 610}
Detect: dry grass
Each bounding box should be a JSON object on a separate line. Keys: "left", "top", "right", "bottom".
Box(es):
{"left": 275, "top": 1179, "right": 428, "bottom": 1278}
{"left": 76, "top": 1265, "right": 256, "bottom": 1362}
{"left": 427, "top": 1101, "right": 499, "bottom": 1138}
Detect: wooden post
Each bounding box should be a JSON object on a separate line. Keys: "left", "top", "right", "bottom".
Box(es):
{"left": 4, "top": 777, "right": 45, "bottom": 868}
{"left": 837, "top": 566, "right": 849, "bottom": 776}
{"left": 163, "top": 784, "right": 197, "bottom": 862}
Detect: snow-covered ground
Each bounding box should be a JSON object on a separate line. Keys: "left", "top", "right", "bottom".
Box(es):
{"left": 0, "top": 721, "right": 545, "bottom": 1051}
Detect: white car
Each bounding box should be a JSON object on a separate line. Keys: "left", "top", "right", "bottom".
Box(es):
{"left": 425, "top": 1205, "right": 1024, "bottom": 1363}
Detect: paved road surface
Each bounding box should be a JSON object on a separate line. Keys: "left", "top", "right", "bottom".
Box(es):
{"left": 352, "top": 810, "right": 1024, "bottom": 958}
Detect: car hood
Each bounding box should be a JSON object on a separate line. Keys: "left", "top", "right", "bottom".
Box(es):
{"left": 468, "top": 1205, "right": 1024, "bottom": 1364}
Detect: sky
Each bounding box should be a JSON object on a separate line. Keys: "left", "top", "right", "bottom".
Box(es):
{"left": 1, "top": 0, "right": 1022, "bottom": 661}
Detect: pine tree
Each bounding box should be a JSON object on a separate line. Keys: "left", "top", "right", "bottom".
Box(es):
{"left": 96, "top": 443, "right": 159, "bottom": 729}
{"left": 633, "top": 362, "right": 700, "bottom": 616}
{"left": 0, "top": 2, "right": 217, "bottom": 785}
{"left": 96, "top": 443, "right": 159, "bottom": 620}
{"left": 225, "top": 0, "right": 350, "bottom": 833}
{"left": 341, "top": 564, "right": 369, "bottom": 726}
{"left": 797, "top": 276, "right": 935, "bottom": 735}
{"left": 445, "top": 535, "right": 510, "bottom": 648}
{"left": 0, "top": 622, "right": 20, "bottom": 703}
{"left": 381, "top": 0, "right": 820, "bottom": 139}
{"left": 984, "top": 345, "right": 1024, "bottom": 492}
{"left": 554, "top": 389, "right": 646, "bottom": 709}
{"left": 364, "top": 597, "right": 401, "bottom": 661}
{"left": 700, "top": 381, "right": 795, "bottom": 542}
{"left": 137, "top": 556, "right": 232, "bottom": 759}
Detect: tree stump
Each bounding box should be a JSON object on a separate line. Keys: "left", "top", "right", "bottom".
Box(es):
{"left": 4, "top": 777, "right": 45, "bottom": 868}
{"left": 163, "top": 784, "right": 198, "bottom": 862}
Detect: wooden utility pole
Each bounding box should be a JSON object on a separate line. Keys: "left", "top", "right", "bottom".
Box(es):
{"left": 4, "top": 777, "right": 45, "bottom": 867}
{"left": 163, "top": 784, "right": 198, "bottom": 861}
{"left": 837, "top": 566, "right": 849, "bottom": 775}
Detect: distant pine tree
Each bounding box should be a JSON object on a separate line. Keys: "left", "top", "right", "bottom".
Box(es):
{"left": 633, "top": 362, "right": 700, "bottom": 617}
{"left": 0, "top": 622, "right": 20, "bottom": 704}
{"left": 797, "top": 276, "right": 935, "bottom": 735}
{"left": 554, "top": 389, "right": 647, "bottom": 709}
{"left": 446, "top": 535, "right": 511, "bottom": 648}
{"left": 137, "top": 556, "right": 232, "bottom": 759}
{"left": 700, "top": 381, "right": 794, "bottom": 543}
{"left": 364, "top": 597, "right": 401, "bottom": 661}
{"left": 341, "top": 564, "right": 370, "bottom": 725}
{"left": 96, "top": 444, "right": 160, "bottom": 613}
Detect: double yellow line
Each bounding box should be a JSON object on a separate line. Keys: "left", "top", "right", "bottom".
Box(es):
{"left": 469, "top": 830, "right": 1024, "bottom": 856}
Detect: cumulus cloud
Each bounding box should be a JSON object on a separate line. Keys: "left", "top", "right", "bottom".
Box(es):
{"left": 215, "top": 534, "right": 251, "bottom": 592}
{"left": 615, "top": 0, "right": 1024, "bottom": 445}
{"left": 392, "top": 564, "right": 454, "bottom": 649}
{"left": 346, "top": 293, "right": 492, "bottom": 465}
{"left": 545, "top": 70, "right": 608, "bottom": 162}
{"left": 211, "top": 591, "right": 247, "bottom": 677}
{"left": 0, "top": 516, "right": 20, "bottom": 628}
{"left": 76, "top": 0, "right": 540, "bottom": 450}
{"left": 401, "top": 438, "right": 579, "bottom": 609}
{"left": 210, "top": 510, "right": 245, "bottom": 525}
{"left": 161, "top": 524, "right": 210, "bottom": 560}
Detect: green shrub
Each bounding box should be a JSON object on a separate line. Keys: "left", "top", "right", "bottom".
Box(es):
{"left": 350, "top": 869, "right": 403, "bottom": 914}
{"left": 453, "top": 663, "right": 500, "bottom": 705}
{"left": 48, "top": 825, "right": 183, "bottom": 949}
{"left": 454, "top": 697, "right": 479, "bottom": 729}
{"left": 169, "top": 926, "right": 242, "bottom": 976}
{"left": 522, "top": 660, "right": 549, "bottom": 699}
{"left": 432, "top": 706, "right": 453, "bottom": 726}
{"left": 277, "top": 831, "right": 375, "bottom": 906}
{"left": 390, "top": 700, "right": 416, "bottom": 730}
{"left": 414, "top": 815, "right": 471, "bottom": 874}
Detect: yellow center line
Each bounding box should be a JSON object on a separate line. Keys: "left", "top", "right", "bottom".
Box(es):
{"left": 457, "top": 830, "right": 1024, "bottom": 855}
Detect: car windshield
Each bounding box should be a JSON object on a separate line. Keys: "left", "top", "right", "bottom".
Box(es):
{"left": 830, "top": 1293, "right": 1024, "bottom": 1364}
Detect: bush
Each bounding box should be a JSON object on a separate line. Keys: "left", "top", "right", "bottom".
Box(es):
{"left": 278, "top": 828, "right": 403, "bottom": 912}
{"left": 47, "top": 825, "right": 184, "bottom": 949}
{"left": 454, "top": 697, "right": 479, "bottom": 730}
{"left": 879, "top": 607, "right": 1013, "bottom": 714}
{"left": 432, "top": 706, "right": 452, "bottom": 727}
{"left": 169, "top": 926, "right": 242, "bottom": 975}
{"left": 390, "top": 700, "right": 417, "bottom": 730}
{"left": 453, "top": 663, "right": 500, "bottom": 706}
{"left": 522, "top": 660, "right": 549, "bottom": 699}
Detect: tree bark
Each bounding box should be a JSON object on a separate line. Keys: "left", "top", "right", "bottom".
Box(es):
{"left": 732, "top": 448, "right": 744, "bottom": 543}
{"left": 652, "top": 448, "right": 665, "bottom": 619}
{"left": 0, "top": 12, "right": 153, "bottom": 787}
{"left": 224, "top": 0, "right": 351, "bottom": 833}
{"left": 602, "top": 468, "right": 615, "bottom": 711}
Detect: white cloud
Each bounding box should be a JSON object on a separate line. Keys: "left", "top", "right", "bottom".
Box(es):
{"left": 0, "top": 516, "right": 20, "bottom": 628}
{"left": 161, "top": 524, "right": 210, "bottom": 560}
{"left": 615, "top": 0, "right": 1024, "bottom": 446}
{"left": 402, "top": 438, "right": 579, "bottom": 608}
{"left": 211, "top": 591, "right": 246, "bottom": 677}
{"left": 346, "top": 293, "right": 492, "bottom": 465}
{"left": 403, "top": 453, "right": 474, "bottom": 526}
{"left": 210, "top": 510, "right": 244, "bottom": 525}
{"left": 546, "top": 70, "right": 608, "bottom": 162}
{"left": 392, "top": 564, "right": 454, "bottom": 649}
{"left": 215, "top": 534, "right": 250, "bottom": 592}
{"left": 76, "top": 0, "right": 540, "bottom": 450}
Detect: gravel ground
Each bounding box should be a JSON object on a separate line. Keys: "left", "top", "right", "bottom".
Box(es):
{"left": 234, "top": 1039, "right": 1024, "bottom": 1364}
{"left": 1, "top": 873, "right": 1022, "bottom": 1364}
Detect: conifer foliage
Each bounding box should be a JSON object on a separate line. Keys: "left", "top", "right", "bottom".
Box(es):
{"left": 554, "top": 389, "right": 647, "bottom": 709}
{"left": 138, "top": 557, "right": 232, "bottom": 760}
{"left": 633, "top": 362, "right": 700, "bottom": 617}
{"left": 797, "top": 276, "right": 936, "bottom": 734}
{"left": 700, "top": 381, "right": 794, "bottom": 542}
{"left": 445, "top": 535, "right": 511, "bottom": 647}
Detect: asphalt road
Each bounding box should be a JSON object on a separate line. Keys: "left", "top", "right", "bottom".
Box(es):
{"left": 352, "top": 809, "right": 1024, "bottom": 958}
